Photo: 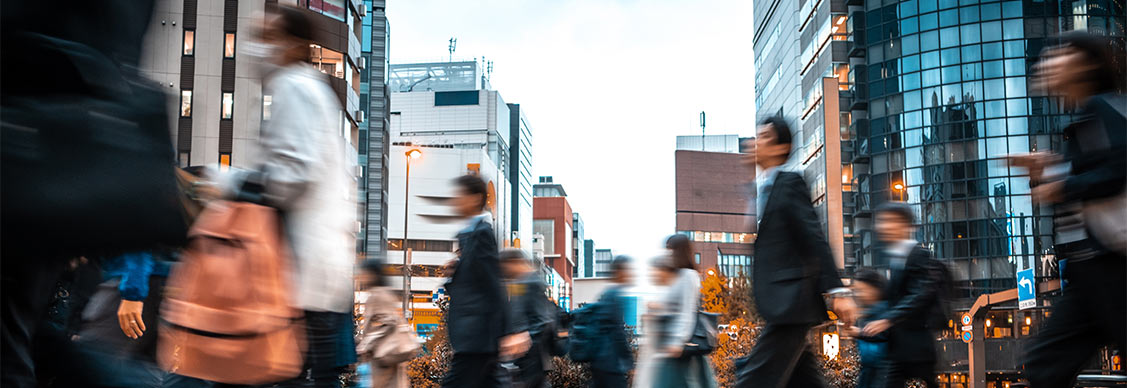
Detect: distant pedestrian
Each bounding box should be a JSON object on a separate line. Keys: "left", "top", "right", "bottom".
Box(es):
{"left": 590, "top": 256, "right": 635, "bottom": 388}
{"left": 735, "top": 116, "right": 856, "bottom": 388}
{"left": 500, "top": 249, "right": 555, "bottom": 388}
{"left": 862, "top": 202, "right": 940, "bottom": 388}
{"left": 1011, "top": 31, "right": 1126, "bottom": 388}
{"left": 442, "top": 175, "right": 508, "bottom": 388}
{"left": 848, "top": 270, "right": 889, "bottom": 388}
{"left": 356, "top": 259, "right": 415, "bottom": 388}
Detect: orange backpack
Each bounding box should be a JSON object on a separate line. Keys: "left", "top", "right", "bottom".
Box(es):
{"left": 159, "top": 201, "right": 305, "bottom": 384}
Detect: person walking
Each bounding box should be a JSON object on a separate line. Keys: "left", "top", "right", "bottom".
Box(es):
{"left": 848, "top": 270, "right": 889, "bottom": 388}
{"left": 1010, "top": 31, "right": 1126, "bottom": 388}
{"left": 639, "top": 236, "right": 715, "bottom": 388}
{"left": 442, "top": 175, "right": 509, "bottom": 388}
{"left": 500, "top": 249, "right": 555, "bottom": 388}
{"left": 590, "top": 256, "right": 635, "bottom": 388}
{"left": 860, "top": 202, "right": 940, "bottom": 388}
{"left": 357, "top": 259, "right": 412, "bottom": 388}
{"left": 735, "top": 116, "right": 856, "bottom": 388}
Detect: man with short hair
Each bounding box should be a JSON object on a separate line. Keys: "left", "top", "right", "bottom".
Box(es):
{"left": 500, "top": 249, "right": 555, "bottom": 388}
{"left": 590, "top": 256, "right": 634, "bottom": 388}
{"left": 736, "top": 117, "right": 856, "bottom": 388}
{"left": 862, "top": 202, "right": 940, "bottom": 388}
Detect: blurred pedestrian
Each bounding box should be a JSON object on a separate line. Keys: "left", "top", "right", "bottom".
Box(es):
{"left": 638, "top": 236, "right": 716, "bottom": 388}
{"left": 590, "top": 256, "right": 635, "bottom": 388}
{"left": 442, "top": 175, "right": 508, "bottom": 388}
{"left": 860, "top": 202, "right": 941, "bottom": 388}
{"left": 848, "top": 270, "right": 889, "bottom": 388}
{"left": 735, "top": 116, "right": 856, "bottom": 388}
{"left": 500, "top": 249, "right": 555, "bottom": 388}
{"left": 1012, "top": 31, "right": 1127, "bottom": 388}
{"left": 356, "top": 259, "right": 416, "bottom": 388}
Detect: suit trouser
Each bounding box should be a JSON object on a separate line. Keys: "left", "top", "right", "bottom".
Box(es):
{"left": 883, "top": 361, "right": 937, "bottom": 388}
{"left": 590, "top": 369, "right": 627, "bottom": 388}
{"left": 443, "top": 352, "right": 500, "bottom": 388}
{"left": 735, "top": 324, "right": 825, "bottom": 388}
{"left": 1, "top": 257, "right": 64, "bottom": 388}
{"left": 1022, "top": 254, "right": 1126, "bottom": 388}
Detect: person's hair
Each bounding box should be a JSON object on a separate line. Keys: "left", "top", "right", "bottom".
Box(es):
{"left": 665, "top": 234, "right": 697, "bottom": 271}
{"left": 500, "top": 248, "right": 530, "bottom": 263}
{"left": 875, "top": 201, "right": 915, "bottom": 225}
{"left": 454, "top": 175, "right": 489, "bottom": 211}
{"left": 359, "top": 258, "right": 386, "bottom": 287}
{"left": 853, "top": 269, "right": 887, "bottom": 292}
{"left": 611, "top": 255, "right": 632, "bottom": 273}
{"left": 759, "top": 116, "right": 794, "bottom": 159}
{"left": 1055, "top": 31, "right": 1126, "bottom": 94}
{"left": 272, "top": 6, "right": 314, "bottom": 42}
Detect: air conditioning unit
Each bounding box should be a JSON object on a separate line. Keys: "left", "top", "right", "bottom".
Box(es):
{"left": 356, "top": 110, "right": 365, "bottom": 122}
{"left": 359, "top": 6, "right": 367, "bottom": 18}
{"left": 359, "top": 57, "right": 367, "bottom": 70}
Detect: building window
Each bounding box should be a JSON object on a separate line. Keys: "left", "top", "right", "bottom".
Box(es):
{"left": 695, "top": 253, "right": 701, "bottom": 264}
{"left": 221, "top": 92, "right": 234, "bottom": 119}
{"left": 224, "top": 33, "right": 236, "bottom": 58}
{"left": 262, "top": 95, "right": 272, "bottom": 120}
{"left": 387, "top": 239, "right": 455, "bottom": 252}
{"left": 183, "top": 30, "right": 195, "bottom": 55}
{"left": 180, "top": 90, "right": 192, "bottom": 117}
{"left": 435, "top": 90, "right": 480, "bottom": 106}
{"left": 219, "top": 153, "right": 231, "bottom": 169}
{"left": 309, "top": 45, "right": 345, "bottom": 78}
{"left": 178, "top": 152, "right": 190, "bottom": 168}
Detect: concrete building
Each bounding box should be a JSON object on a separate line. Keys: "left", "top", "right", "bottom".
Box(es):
{"left": 593, "top": 248, "right": 615, "bottom": 278}
{"left": 674, "top": 135, "right": 756, "bottom": 277}
{"left": 573, "top": 212, "right": 588, "bottom": 278}
{"left": 509, "top": 103, "right": 535, "bottom": 254}
{"left": 358, "top": 0, "right": 392, "bottom": 261}
{"left": 533, "top": 176, "right": 575, "bottom": 309}
{"left": 142, "top": 0, "right": 365, "bottom": 170}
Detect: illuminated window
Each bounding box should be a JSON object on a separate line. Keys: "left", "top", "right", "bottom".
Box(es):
{"left": 180, "top": 90, "right": 192, "bottom": 117}
{"left": 219, "top": 153, "right": 231, "bottom": 169}
{"left": 262, "top": 95, "right": 272, "bottom": 120}
{"left": 224, "top": 33, "right": 236, "bottom": 58}
{"left": 183, "top": 30, "right": 195, "bottom": 55}
{"left": 221, "top": 93, "right": 233, "bottom": 119}
{"left": 309, "top": 44, "right": 345, "bottom": 79}
{"left": 178, "top": 152, "right": 190, "bottom": 168}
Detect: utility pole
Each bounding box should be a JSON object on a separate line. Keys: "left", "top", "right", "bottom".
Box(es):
{"left": 448, "top": 37, "right": 457, "bottom": 62}
{"left": 700, "top": 111, "right": 706, "bottom": 151}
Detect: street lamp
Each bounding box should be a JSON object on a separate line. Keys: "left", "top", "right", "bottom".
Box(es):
{"left": 402, "top": 148, "right": 422, "bottom": 319}
{"left": 892, "top": 182, "right": 905, "bottom": 201}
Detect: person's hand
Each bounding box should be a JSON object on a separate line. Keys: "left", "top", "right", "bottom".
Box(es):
{"left": 832, "top": 297, "right": 858, "bottom": 326}
{"left": 442, "top": 259, "right": 459, "bottom": 277}
{"left": 117, "top": 300, "right": 146, "bottom": 339}
{"left": 1006, "top": 152, "right": 1059, "bottom": 181}
{"left": 664, "top": 345, "right": 683, "bottom": 358}
{"left": 843, "top": 325, "right": 861, "bottom": 338}
{"left": 862, "top": 319, "right": 892, "bottom": 337}
{"left": 1031, "top": 180, "right": 1065, "bottom": 204}
{"left": 500, "top": 331, "right": 532, "bottom": 359}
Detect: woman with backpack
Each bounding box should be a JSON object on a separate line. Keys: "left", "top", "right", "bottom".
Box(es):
{"left": 635, "top": 235, "right": 716, "bottom": 388}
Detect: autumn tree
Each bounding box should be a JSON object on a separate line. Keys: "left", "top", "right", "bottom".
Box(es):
{"left": 407, "top": 299, "right": 452, "bottom": 388}
{"left": 700, "top": 269, "right": 729, "bottom": 314}
{"left": 721, "top": 272, "right": 758, "bottom": 325}
{"left": 709, "top": 317, "right": 760, "bottom": 387}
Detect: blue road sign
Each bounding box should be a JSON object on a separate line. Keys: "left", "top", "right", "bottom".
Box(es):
{"left": 961, "top": 331, "right": 973, "bottom": 343}
{"left": 1017, "top": 268, "right": 1036, "bottom": 310}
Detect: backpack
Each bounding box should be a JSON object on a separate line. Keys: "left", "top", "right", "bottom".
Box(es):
{"left": 567, "top": 302, "right": 607, "bottom": 362}
{"left": 158, "top": 202, "right": 304, "bottom": 384}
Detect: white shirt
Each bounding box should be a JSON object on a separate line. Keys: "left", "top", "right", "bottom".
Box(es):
{"left": 756, "top": 166, "right": 782, "bottom": 225}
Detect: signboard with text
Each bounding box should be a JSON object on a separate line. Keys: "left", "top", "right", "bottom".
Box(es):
{"left": 1017, "top": 268, "right": 1036, "bottom": 310}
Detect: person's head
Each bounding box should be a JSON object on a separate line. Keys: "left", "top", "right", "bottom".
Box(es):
{"left": 651, "top": 256, "right": 678, "bottom": 286}
{"left": 874, "top": 201, "right": 915, "bottom": 243}
{"left": 499, "top": 248, "right": 533, "bottom": 279}
{"left": 754, "top": 116, "right": 793, "bottom": 170}
{"left": 611, "top": 255, "right": 634, "bottom": 285}
{"left": 851, "top": 269, "right": 887, "bottom": 306}
{"left": 1034, "top": 31, "right": 1125, "bottom": 103}
{"left": 358, "top": 258, "right": 386, "bottom": 289}
{"left": 260, "top": 6, "right": 314, "bottom": 66}
{"left": 664, "top": 234, "right": 697, "bottom": 271}
{"left": 452, "top": 175, "right": 489, "bottom": 218}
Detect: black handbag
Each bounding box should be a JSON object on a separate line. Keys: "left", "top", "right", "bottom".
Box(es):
{"left": 681, "top": 311, "right": 719, "bottom": 357}
{"left": 1, "top": 33, "right": 189, "bottom": 255}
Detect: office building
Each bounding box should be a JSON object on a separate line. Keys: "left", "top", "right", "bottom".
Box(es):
{"left": 509, "top": 103, "right": 535, "bottom": 254}
{"left": 358, "top": 0, "right": 392, "bottom": 261}
{"left": 573, "top": 212, "right": 589, "bottom": 278}
{"left": 533, "top": 176, "right": 575, "bottom": 309}
{"left": 142, "top": 0, "right": 364, "bottom": 169}
{"left": 674, "top": 135, "right": 756, "bottom": 277}
{"left": 593, "top": 248, "right": 615, "bottom": 278}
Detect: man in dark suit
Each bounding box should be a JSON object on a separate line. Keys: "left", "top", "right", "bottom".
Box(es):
{"left": 590, "top": 256, "right": 634, "bottom": 388}
{"left": 736, "top": 116, "right": 856, "bottom": 388}
{"left": 862, "top": 202, "right": 940, "bottom": 388}
{"left": 500, "top": 248, "right": 555, "bottom": 388}
{"left": 443, "top": 175, "right": 509, "bottom": 388}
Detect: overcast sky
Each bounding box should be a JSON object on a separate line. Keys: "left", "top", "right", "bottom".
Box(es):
{"left": 388, "top": 0, "right": 757, "bottom": 260}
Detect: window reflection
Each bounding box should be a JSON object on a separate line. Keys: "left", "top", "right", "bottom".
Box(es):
{"left": 180, "top": 90, "right": 192, "bottom": 117}
{"left": 310, "top": 44, "right": 346, "bottom": 79}
{"left": 221, "top": 92, "right": 233, "bottom": 119}
{"left": 183, "top": 30, "right": 195, "bottom": 56}
{"left": 224, "top": 33, "right": 236, "bottom": 58}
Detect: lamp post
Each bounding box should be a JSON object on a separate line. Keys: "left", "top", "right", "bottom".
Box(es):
{"left": 892, "top": 182, "right": 905, "bottom": 201}
{"left": 402, "top": 148, "right": 422, "bottom": 319}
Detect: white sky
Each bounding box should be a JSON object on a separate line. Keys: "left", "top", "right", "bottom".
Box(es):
{"left": 388, "top": 0, "right": 757, "bottom": 261}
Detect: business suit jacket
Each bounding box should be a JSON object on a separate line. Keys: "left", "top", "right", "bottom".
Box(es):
{"left": 752, "top": 171, "right": 844, "bottom": 325}
{"left": 880, "top": 244, "right": 940, "bottom": 362}
{"left": 447, "top": 217, "right": 507, "bottom": 354}
{"left": 507, "top": 271, "right": 555, "bottom": 374}
{"left": 592, "top": 285, "right": 632, "bottom": 375}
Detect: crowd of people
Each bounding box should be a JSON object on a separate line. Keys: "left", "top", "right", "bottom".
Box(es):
{"left": 1, "top": 0, "right": 1124, "bottom": 386}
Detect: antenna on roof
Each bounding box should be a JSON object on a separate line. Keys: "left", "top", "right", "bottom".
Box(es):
{"left": 700, "top": 111, "right": 707, "bottom": 151}
{"left": 448, "top": 37, "right": 457, "bottom": 62}
{"left": 486, "top": 60, "right": 494, "bottom": 80}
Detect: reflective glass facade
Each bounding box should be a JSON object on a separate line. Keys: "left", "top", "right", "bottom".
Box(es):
{"left": 855, "top": 0, "right": 1125, "bottom": 297}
